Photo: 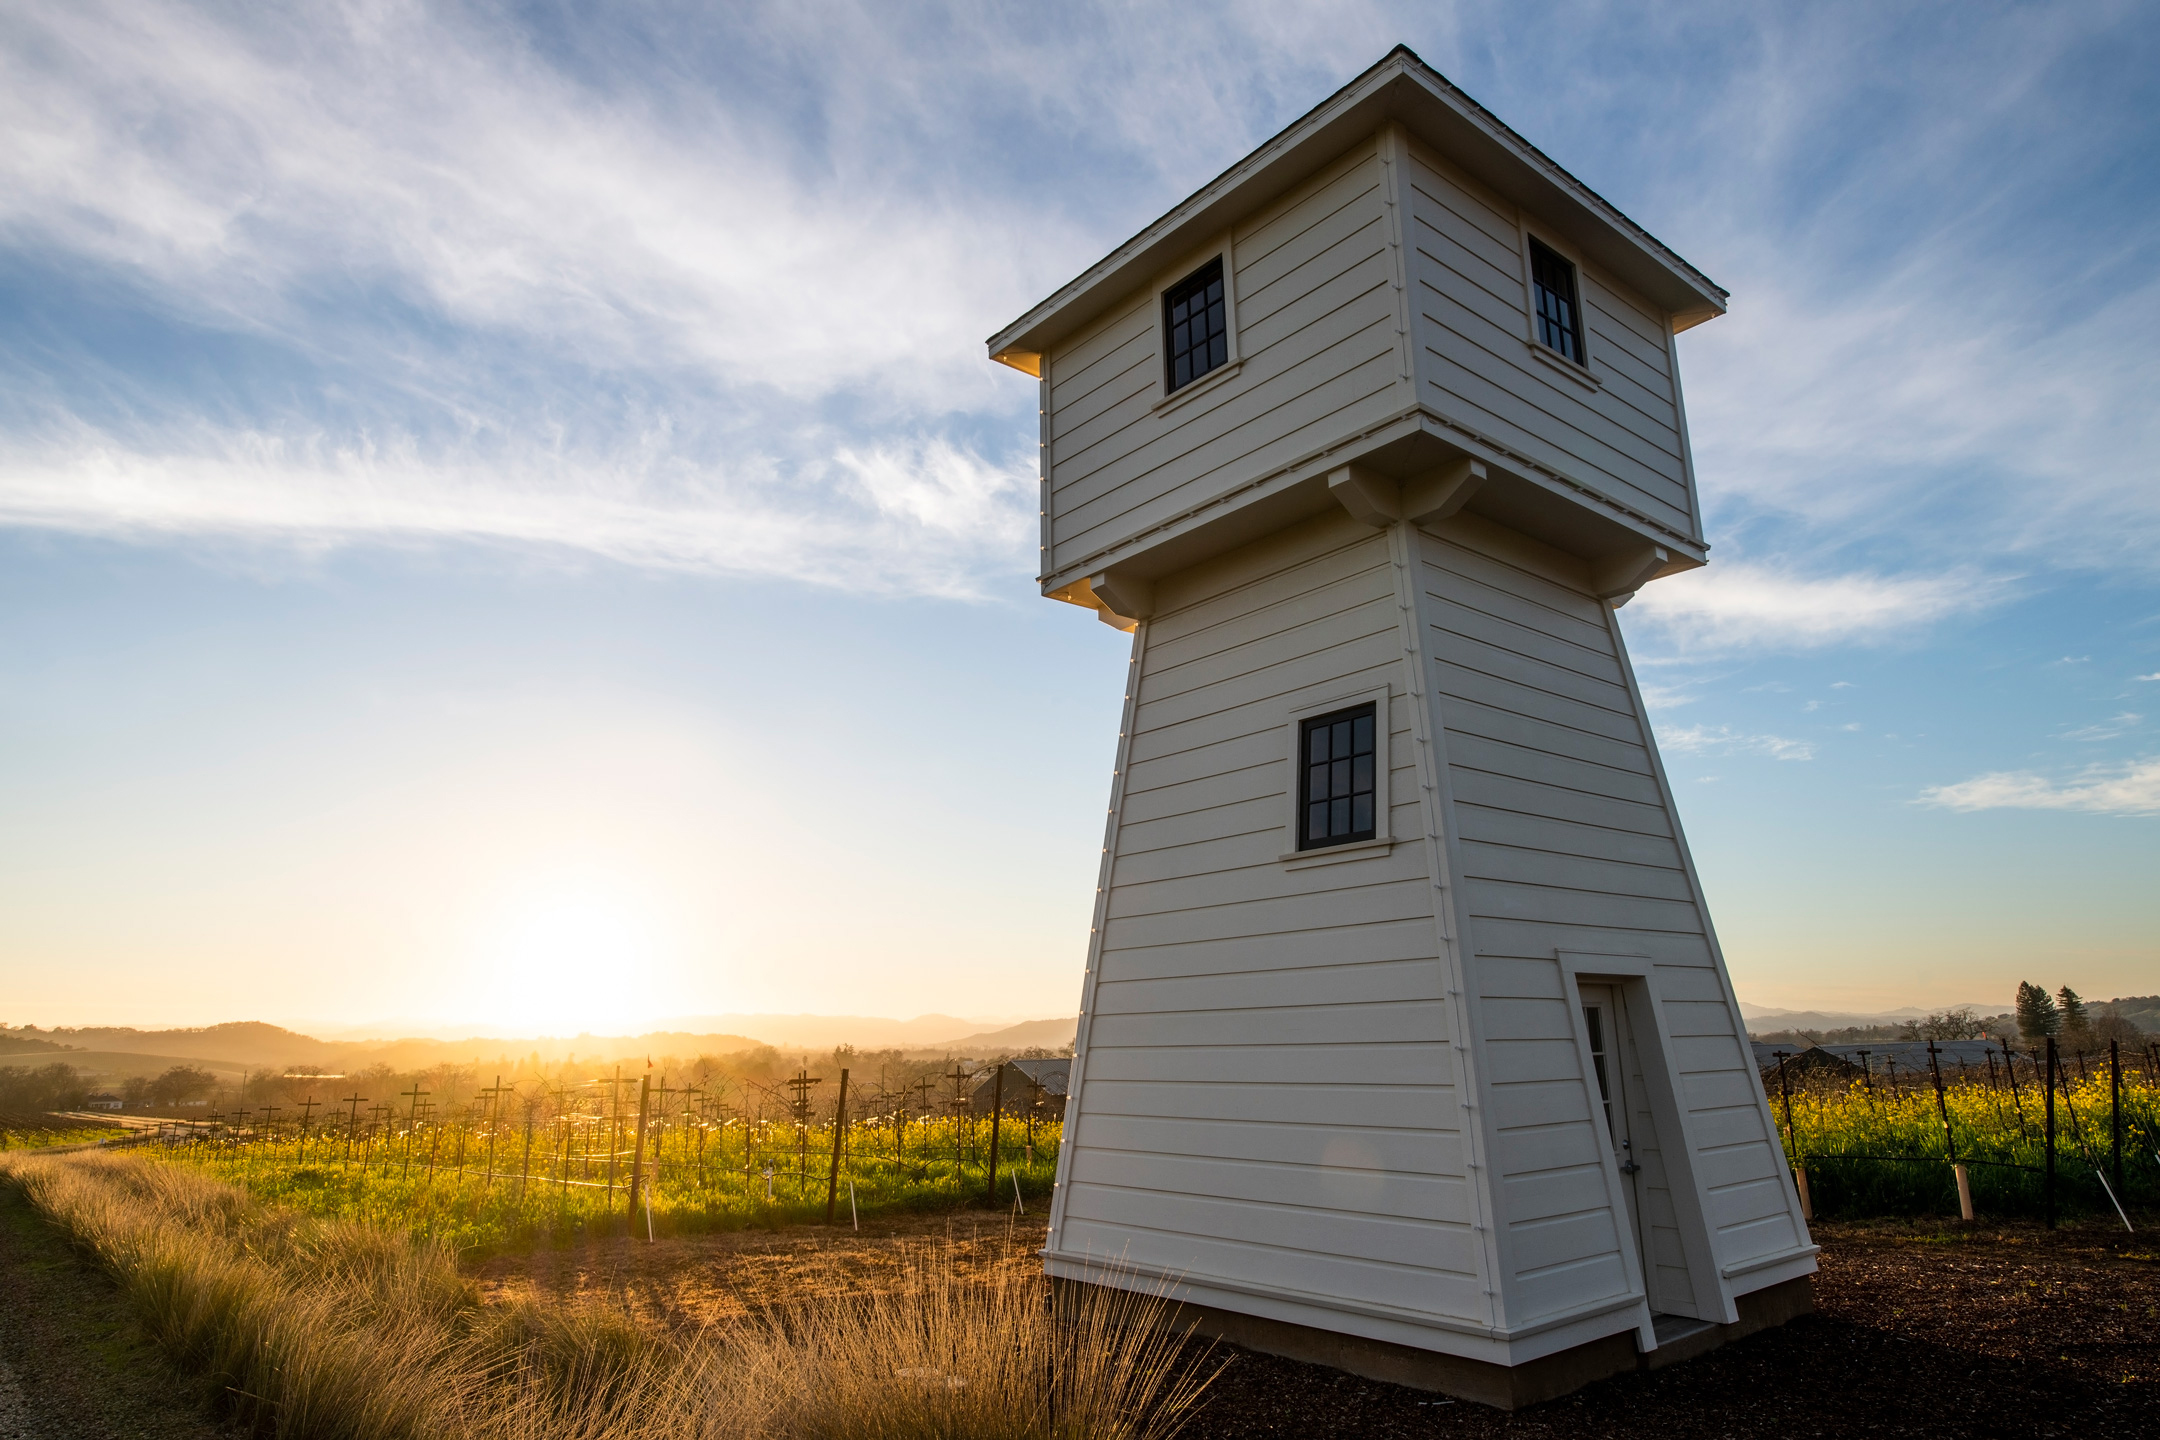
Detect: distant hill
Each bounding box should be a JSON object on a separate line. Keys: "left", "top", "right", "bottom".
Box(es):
{"left": 909, "top": 1017, "right": 1076, "bottom": 1056}
{"left": 0, "top": 1014, "right": 1085, "bottom": 1076}
{"left": 3, "top": 1022, "right": 329, "bottom": 1068}
{"left": 2098, "top": 996, "right": 2160, "bottom": 1032}
{"left": 1740, "top": 1005, "right": 2002, "bottom": 1031}
{"left": 655, "top": 1014, "right": 1020, "bottom": 1051}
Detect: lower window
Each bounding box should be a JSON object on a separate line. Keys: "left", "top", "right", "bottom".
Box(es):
{"left": 1299, "top": 703, "right": 1377, "bottom": 849}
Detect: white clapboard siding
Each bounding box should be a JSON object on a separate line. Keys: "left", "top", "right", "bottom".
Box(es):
{"left": 1418, "top": 519, "right": 1798, "bottom": 1312}
{"left": 1061, "top": 508, "right": 1486, "bottom": 1324}
{"left": 1043, "top": 141, "right": 1409, "bottom": 579}
{"left": 1419, "top": 523, "right": 1696, "bottom": 1316}
{"left": 1399, "top": 146, "right": 1695, "bottom": 542}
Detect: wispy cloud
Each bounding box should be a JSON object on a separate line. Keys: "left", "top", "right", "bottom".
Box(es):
{"left": 1658, "top": 723, "right": 1814, "bottom": 762}
{"left": 2057, "top": 712, "right": 2142, "bottom": 743}
{"left": 1921, "top": 759, "right": 2160, "bottom": 818}
{"left": 3, "top": 0, "right": 2157, "bottom": 609}
{"left": 1627, "top": 563, "right": 1985, "bottom": 653}
{"left": 0, "top": 422, "right": 1035, "bottom": 595}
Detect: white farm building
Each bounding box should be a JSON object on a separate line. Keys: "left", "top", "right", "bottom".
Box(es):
{"left": 987, "top": 47, "right": 1814, "bottom": 1408}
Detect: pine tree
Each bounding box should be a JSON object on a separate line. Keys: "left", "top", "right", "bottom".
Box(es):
{"left": 2015, "top": 981, "right": 2060, "bottom": 1040}
{"left": 2056, "top": 986, "right": 2092, "bottom": 1052}
{"left": 2055, "top": 986, "right": 2088, "bottom": 1030}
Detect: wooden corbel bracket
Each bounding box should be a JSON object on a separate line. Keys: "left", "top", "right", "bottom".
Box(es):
{"left": 1329, "top": 459, "right": 1487, "bottom": 529}
{"left": 1590, "top": 544, "right": 1672, "bottom": 607}
{"left": 1088, "top": 569, "right": 1154, "bottom": 631}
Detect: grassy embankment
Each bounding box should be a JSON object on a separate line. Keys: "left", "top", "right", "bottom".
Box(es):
{"left": 0, "top": 1148, "right": 1216, "bottom": 1440}
{"left": 1776, "top": 1067, "right": 2160, "bottom": 1218}
{"left": 158, "top": 1116, "right": 1062, "bottom": 1253}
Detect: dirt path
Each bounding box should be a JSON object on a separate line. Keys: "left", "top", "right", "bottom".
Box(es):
{"left": 0, "top": 1181, "right": 235, "bottom": 1440}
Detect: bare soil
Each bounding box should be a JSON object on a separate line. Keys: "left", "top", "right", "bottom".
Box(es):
{"left": 0, "top": 1180, "right": 236, "bottom": 1440}
{"left": 1179, "top": 1216, "right": 2160, "bottom": 1439}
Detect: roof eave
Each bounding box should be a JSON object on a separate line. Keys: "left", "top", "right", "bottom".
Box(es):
{"left": 989, "top": 46, "right": 1724, "bottom": 367}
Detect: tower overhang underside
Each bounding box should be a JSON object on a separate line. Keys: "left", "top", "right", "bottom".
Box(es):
{"left": 1046, "top": 413, "right": 1704, "bottom": 622}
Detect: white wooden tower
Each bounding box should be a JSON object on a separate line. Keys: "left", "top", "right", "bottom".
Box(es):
{"left": 987, "top": 48, "right": 1814, "bottom": 1408}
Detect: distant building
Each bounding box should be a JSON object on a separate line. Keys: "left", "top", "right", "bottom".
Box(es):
{"left": 968, "top": 1059, "right": 1070, "bottom": 1115}
{"left": 1749, "top": 1046, "right": 1861, "bottom": 1082}
{"left": 85, "top": 1092, "right": 124, "bottom": 1110}
{"left": 1751, "top": 1040, "right": 2010, "bottom": 1081}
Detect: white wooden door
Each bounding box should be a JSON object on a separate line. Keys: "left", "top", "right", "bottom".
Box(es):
{"left": 1580, "top": 983, "right": 1699, "bottom": 1318}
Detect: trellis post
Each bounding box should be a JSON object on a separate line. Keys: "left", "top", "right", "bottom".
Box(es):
{"left": 1927, "top": 1041, "right": 1971, "bottom": 1221}
{"left": 984, "top": 1063, "right": 1006, "bottom": 1208}
{"left": 825, "top": 1068, "right": 850, "bottom": 1224}
{"left": 2043, "top": 1037, "right": 2058, "bottom": 1230}
{"left": 627, "top": 1073, "right": 652, "bottom": 1237}
{"left": 2109, "top": 1039, "right": 2122, "bottom": 1200}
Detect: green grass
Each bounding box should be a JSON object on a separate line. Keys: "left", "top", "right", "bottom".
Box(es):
{"left": 1772, "top": 1067, "right": 2160, "bottom": 1219}
{"left": 150, "top": 1114, "right": 1062, "bottom": 1253}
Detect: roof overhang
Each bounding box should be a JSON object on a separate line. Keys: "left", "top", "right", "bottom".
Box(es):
{"left": 989, "top": 45, "right": 1726, "bottom": 371}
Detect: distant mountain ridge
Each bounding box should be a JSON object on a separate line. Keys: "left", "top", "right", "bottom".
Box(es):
{"left": 2, "top": 1013, "right": 1080, "bottom": 1073}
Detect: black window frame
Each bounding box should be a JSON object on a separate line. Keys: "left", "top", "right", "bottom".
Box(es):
{"left": 1162, "top": 257, "right": 1229, "bottom": 394}
{"left": 1528, "top": 237, "right": 1587, "bottom": 366}
{"left": 1297, "top": 702, "right": 1379, "bottom": 851}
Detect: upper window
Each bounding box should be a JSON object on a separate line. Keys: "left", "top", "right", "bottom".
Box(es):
{"left": 1163, "top": 257, "right": 1228, "bottom": 393}
{"left": 1299, "top": 703, "right": 1377, "bottom": 850}
{"left": 1529, "top": 238, "right": 1586, "bottom": 365}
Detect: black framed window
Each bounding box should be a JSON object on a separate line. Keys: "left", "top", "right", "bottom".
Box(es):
{"left": 1529, "top": 238, "right": 1586, "bottom": 365}
{"left": 1299, "top": 703, "right": 1377, "bottom": 849}
{"left": 1163, "top": 257, "right": 1228, "bottom": 393}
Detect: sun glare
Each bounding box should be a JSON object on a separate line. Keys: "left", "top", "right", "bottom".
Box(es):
{"left": 466, "top": 882, "right": 672, "bottom": 1037}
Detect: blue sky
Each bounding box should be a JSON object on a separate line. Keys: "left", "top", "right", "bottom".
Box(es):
{"left": 1, "top": 1, "right": 2155, "bottom": 1032}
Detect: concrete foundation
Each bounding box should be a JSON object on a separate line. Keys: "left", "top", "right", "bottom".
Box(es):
{"left": 1070, "top": 1276, "right": 1814, "bottom": 1411}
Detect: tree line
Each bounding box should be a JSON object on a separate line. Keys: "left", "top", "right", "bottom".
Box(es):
{"left": 2014, "top": 983, "right": 2144, "bottom": 1053}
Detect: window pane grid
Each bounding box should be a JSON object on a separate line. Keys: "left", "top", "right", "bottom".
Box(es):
{"left": 1298, "top": 703, "right": 1377, "bottom": 849}
{"left": 1529, "top": 239, "right": 1585, "bottom": 365}
{"left": 1164, "top": 258, "right": 1228, "bottom": 393}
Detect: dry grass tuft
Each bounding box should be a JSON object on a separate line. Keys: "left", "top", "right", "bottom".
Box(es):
{"left": 0, "top": 1150, "right": 1218, "bottom": 1440}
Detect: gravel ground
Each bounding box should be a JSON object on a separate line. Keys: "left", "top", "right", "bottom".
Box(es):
{"left": 1179, "top": 1216, "right": 2159, "bottom": 1439}
{"left": 0, "top": 1182, "right": 235, "bottom": 1440}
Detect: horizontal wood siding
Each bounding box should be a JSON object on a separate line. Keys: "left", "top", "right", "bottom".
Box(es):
{"left": 1420, "top": 523, "right": 1789, "bottom": 1313}
{"left": 1043, "top": 141, "right": 1407, "bottom": 580}
{"left": 1063, "top": 511, "right": 1479, "bottom": 1321}
{"left": 1401, "top": 147, "right": 1697, "bottom": 543}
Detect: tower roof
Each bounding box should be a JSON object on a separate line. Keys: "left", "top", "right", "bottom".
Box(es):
{"left": 990, "top": 45, "right": 1726, "bottom": 372}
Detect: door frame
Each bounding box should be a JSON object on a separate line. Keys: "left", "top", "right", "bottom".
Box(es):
{"left": 1558, "top": 950, "right": 1734, "bottom": 1329}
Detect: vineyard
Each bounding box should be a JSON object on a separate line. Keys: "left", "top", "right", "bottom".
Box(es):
{"left": 0, "top": 1113, "right": 130, "bottom": 1150}
{"left": 139, "top": 1066, "right": 1064, "bottom": 1252}
{"left": 1770, "top": 1039, "right": 2160, "bottom": 1222}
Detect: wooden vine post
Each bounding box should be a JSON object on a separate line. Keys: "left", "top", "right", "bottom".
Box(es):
{"left": 1773, "top": 1051, "right": 1809, "bottom": 1221}
{"left": 2110, "top": 1039, "right": 2122, "bottom": 1200}
{"left": 824, "top": 1068, "right": 850, "bottom": 1224}
{"left": 2043, "top": 1037, "right": 2058, "bottom": 1230}
{"left": 1927, "top": 1041, "right": 1972, "bottom": 1222}
{"left": 627, "top": 1073, "right": 651, "bottom": 1238}
{"left": 983, "top": 1063, "right": 1005, "bottom": 1209}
